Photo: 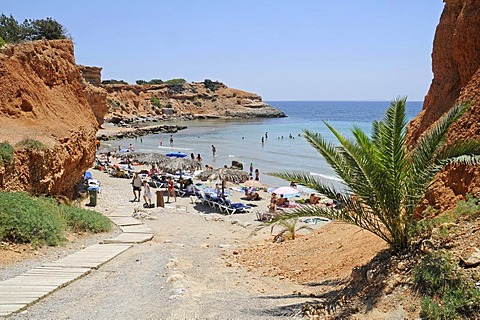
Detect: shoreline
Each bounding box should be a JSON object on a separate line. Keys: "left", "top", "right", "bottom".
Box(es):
{"left": 96, "top": 123, "right": 188, "bottom": 141}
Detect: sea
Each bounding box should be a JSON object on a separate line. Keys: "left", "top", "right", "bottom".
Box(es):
{"left": 102, "top": 101, "right": 423, "bottom": 189}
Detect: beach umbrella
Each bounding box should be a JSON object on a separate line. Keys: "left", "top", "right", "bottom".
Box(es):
{"left": 242, "top": 179, "right": 263, "bottom": 189}
{"left": 198, "top": 167, "right": 249, "bottom": 183}
{"left": 133, "top": 152, "right": 170, "bottom": 164}
{"left": 166, "top": 152, "right": 187, "bottom": 158}
{"left": 197, "top": 167, "right": 249, "bottom": 194}
{"left": 271, "top": 186, "right": 301, "bottom": 198}
{"left": 156, "top": 157, "right": 197, "bottom": 174}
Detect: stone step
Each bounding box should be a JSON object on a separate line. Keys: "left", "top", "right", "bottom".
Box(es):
{"left": 103, "top": 233, "right": 154, "bottom": 244}
{"left": 119, "top": 224, "right": 153, "bottom": 233}
{"left": 108, "top": 216, "right": 143, "bottom": 226}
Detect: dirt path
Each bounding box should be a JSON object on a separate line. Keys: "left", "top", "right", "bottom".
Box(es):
{"left": 5, "top": 170, "right": 323, "bottom": 319}
{"left": 6, "top": 216, "right": 316, "bottom": 319}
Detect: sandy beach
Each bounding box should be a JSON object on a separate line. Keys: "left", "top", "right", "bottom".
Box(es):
{"left": 0, "top": 153, "right": 388, "bottom": 319}
{"left": 1, "top": 165, "right": 328, "bottom": 319}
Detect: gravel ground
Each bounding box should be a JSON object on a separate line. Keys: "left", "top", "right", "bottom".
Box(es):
{"left": 3, "top": 169, "right": 317, "bottom": 320}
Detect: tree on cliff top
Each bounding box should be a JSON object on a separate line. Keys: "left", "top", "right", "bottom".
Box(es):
{"left": 272, "top": 98, "right": 480, "bottom": 254}
{"left": 22, "top": 17, "right": 69, "bottom": 41}
{"left": 0, "top": 14, "right": 69, "bottom": 43}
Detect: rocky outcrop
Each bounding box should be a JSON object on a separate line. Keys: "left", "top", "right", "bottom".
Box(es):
{"left": 102, "top": 81, "right": 285, "bottom": 123}
{"left": 407, "top": 0, "right": 480, "bottom": 211}
{"left": 0, "top": 40, "right": 101, "bottom": 197}
{"left": 79, "top": 65, "right": 102, "bottom": 86}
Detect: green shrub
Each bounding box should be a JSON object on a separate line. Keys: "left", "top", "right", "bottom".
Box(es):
{"left": 454, "top": 195, "right": 480, "bottom": 218}
{"left": 417, "top": 196, "right": 480, "bottom": 237}
{"left": 150, "top": 96, "right": 162, "bottom": 108}
{"left": 164, "top": 78, "right": 186, "bottom": 86}
{"left": 147, "top": 79, "right": 163, "bottom": 85}
{"left": 136, "top": 80, "right": 147, "bottom": 85}
{"left": 16, "top": 138, "right": 46, "bottom": 151}
{"left": 0, "top": 35, "right": 6, "bottom": 48}
{"left": 414, "top": 251, "right": 480, "bottom": 319}
{"left": 0, "top": 141, "right": 14, "bottom": 165}
{"left": 0, "top": 191, "right": 111, "bottom": 247}
{"left": 101, "top": 79, "right": 128, "bottom": 85}
{"left": 0, "top": 192, "right": 65, "bottom": 246}
{"left": 204, "top": 79, "right": 219, "bottom": 91}
{"left": 62, "top": 205, "right": 111, "bottom": 233}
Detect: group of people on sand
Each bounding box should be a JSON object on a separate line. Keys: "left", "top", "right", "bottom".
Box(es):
{"left": 268, "top": 193, "right": 290, "bottom": 213}
{"left": 131, "top": 172, "right": 154, "bottom": 207}
{"left": 131, "top": 172, "right": 177, "bottom": 207}
{"left": 244, "top": 187, "right": 261, "bottom": 200}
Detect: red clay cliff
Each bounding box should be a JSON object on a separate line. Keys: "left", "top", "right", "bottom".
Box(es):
{"left": 0, "top": 40, "right": 106, "bottom": 197}
{"left": 408, "top": 0, "right": 480, "bottom": 211}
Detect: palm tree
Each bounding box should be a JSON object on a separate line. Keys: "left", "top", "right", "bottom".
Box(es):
{"left": 272, "top": 97, "right": 480, "bottom": 253}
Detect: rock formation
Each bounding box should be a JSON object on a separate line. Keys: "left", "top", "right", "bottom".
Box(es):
{"left": 407, "top": 0, "right": 480, "bottom": 211}
{"left": 101, "top": 81, "right": 285, "bottom": 123}
{"left": 0, "top": 40, "right": 106, "bottom": 197}
{"left": 79, "top": 65, "right": 102, "bottom": 86}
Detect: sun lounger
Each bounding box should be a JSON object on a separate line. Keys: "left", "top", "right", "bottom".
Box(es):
{"left": 175, "top": 188, "right": 186, "bottom": 197}
{"left": 224, "top": 199, "right": 251, "bottom": 215}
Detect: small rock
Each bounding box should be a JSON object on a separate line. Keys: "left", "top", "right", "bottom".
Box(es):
{"left": 166, "top": 274, "right": 185, "bottom": 283}
{"left": 164, "top": 239, "right": 173, "bottom": 243}
{"left": 397, "top": 261, "right": 408, "bottom": 271}
{"left": 461, "top": 248, "right": 480, "bottom": 267}
{"left": 420, "top": 239, "right": 435, "bottom": 253}
{"left": 366, "top": 269, "right": 376, "bottom": 283}
{"left": 351, "top": 267, "right": 363, "bottom": 282}
{"left": 200, "top": 243, "right": 210, "bottom": 248}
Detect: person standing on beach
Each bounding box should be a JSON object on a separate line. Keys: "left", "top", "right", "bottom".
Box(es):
{"left": 166, "top": 176, "right": 176, "bottom": 203}
{"left": 269, "top": 193, "right": 278, "bottom": 212}
{"left": 197, "top": 153, "right": 202, "bottom": 163}
{"left": 131, "top": 172, "right": 142, "bottom": 202}
{"left": 142, "top": 180, "right": 152, "bottom": 208}
{"left": 255, "top": 169, "right": 260, "bottom": 181}
{"left": 169, "top": 135, "right": 174, "bottom": 146}
{"left": 212, "top": 145, "right": 216, "bottom": 157}
{"left": 190, "top": 153, "right": 195, "bottom": 161}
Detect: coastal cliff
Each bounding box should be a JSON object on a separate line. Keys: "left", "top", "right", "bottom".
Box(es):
{"left": 102, "top": 81, "right": 285, "bottom": 123}
{"left": 0, "top": 40, "right": 106, "bottom": 197}
{"left": 408, "top": 0, "right": 480, "bottom": 210}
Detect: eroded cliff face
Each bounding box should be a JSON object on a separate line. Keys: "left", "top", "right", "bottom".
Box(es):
{"left": 102, "top": 81, "right": 285, "bottom": 123}
{"left": 407, "top": 0, "right": 480, "bottom": 211}
{"left": 0, "top": 40, "right": 105, "bottom": 197}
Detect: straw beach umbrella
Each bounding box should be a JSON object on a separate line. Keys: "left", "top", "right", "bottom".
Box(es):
{"left": 134, "top": 152, "right": 170, "bottom": 164}
{"left": 197, "top": 167, "right": 249, "bottom": 194}
{"left": 197, "top": 167, "right": 249, "bottom": 183}
{"left": 242, "top": 179, "right": 264, "bottom": 189}
{"left": 158, "top": 157, "right": 197, "bottom": 174}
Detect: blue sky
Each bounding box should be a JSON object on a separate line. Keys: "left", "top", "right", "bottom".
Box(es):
{"left": 3, "top": 1, "right": 444, "bottom": 101}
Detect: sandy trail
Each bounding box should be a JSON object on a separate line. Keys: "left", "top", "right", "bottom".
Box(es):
{"left": 7, "top": 169, "right": 323, "bottom": 319}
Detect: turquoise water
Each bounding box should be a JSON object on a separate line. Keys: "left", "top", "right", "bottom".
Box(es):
{"left": 102, "top": 101, "right": 423, "bottom": 188}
